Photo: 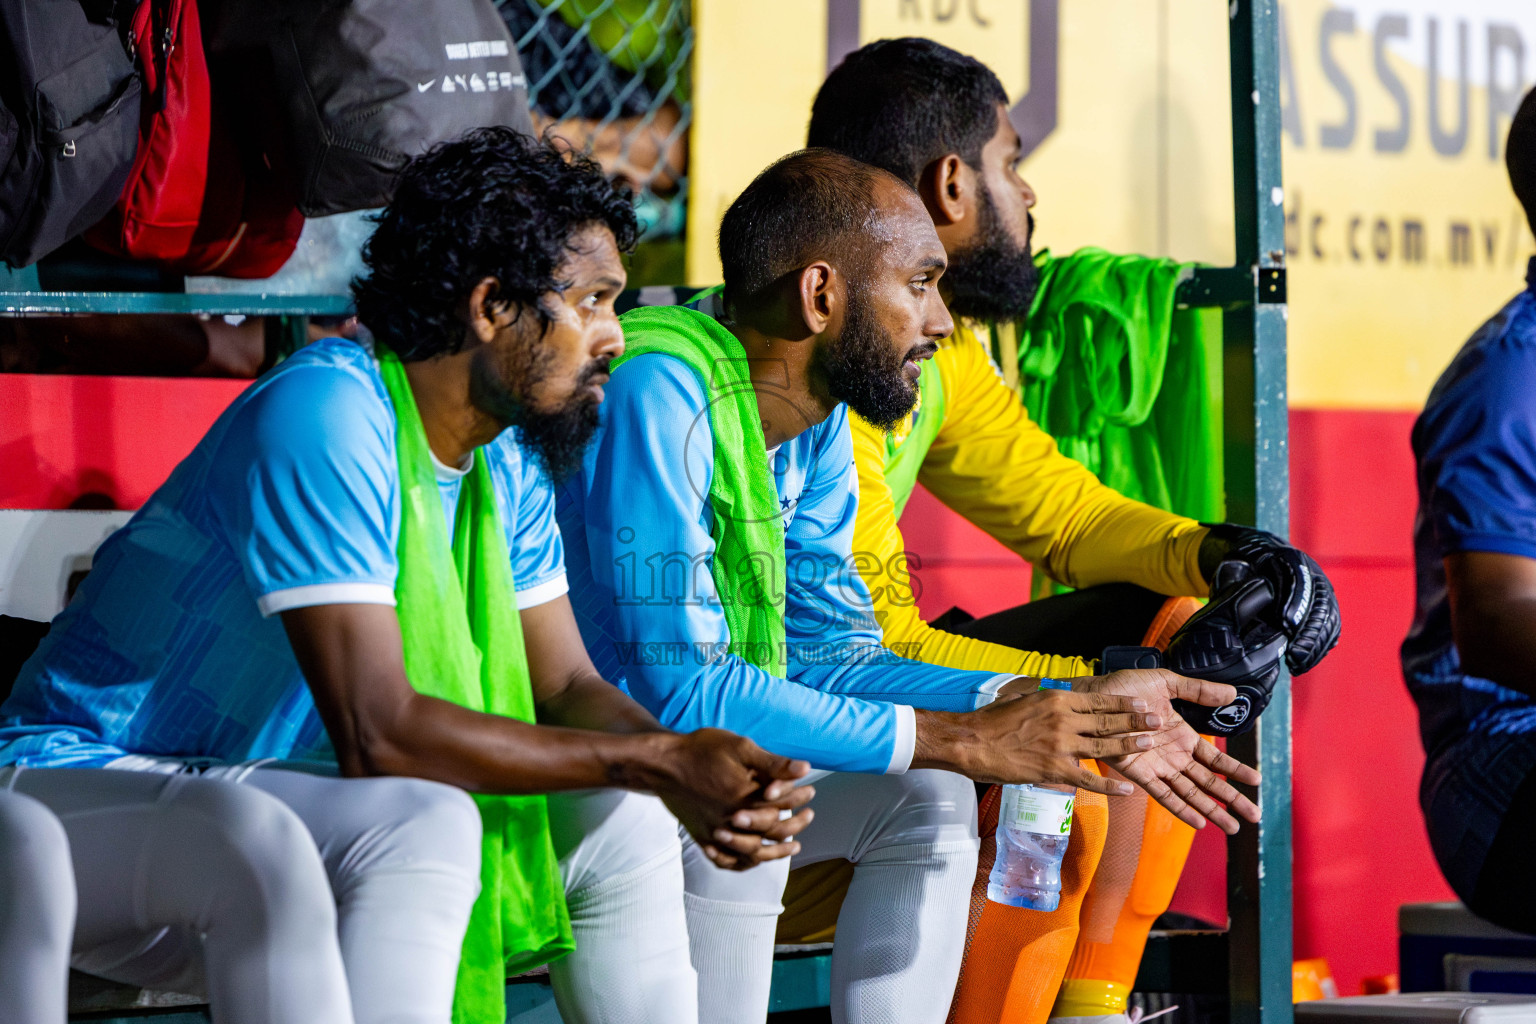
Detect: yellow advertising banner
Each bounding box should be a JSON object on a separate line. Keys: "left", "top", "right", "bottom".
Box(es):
{"left": 687, "top": 0, "right": 1536, "bottom": 410}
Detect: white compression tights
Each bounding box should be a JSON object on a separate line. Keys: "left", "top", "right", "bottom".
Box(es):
{"left": 545, "top": 788, "right": 698, "bottom": 1024}
{"left": 2, "top": 766, "right": 696, "bottom": 1024}
{"left": 682, "top": 769, "right": 980, "bottom": 1024}
{"left": 0, "top": 790, "right": 75, "bottom": 1024}
{"left": 3, "top": 764, "right": 483, "bottom": 1024}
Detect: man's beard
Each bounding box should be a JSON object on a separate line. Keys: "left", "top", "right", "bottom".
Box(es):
{"left": 816, "top": 284, "right": 923, "bottom": 432}
{"left": 513, "top": 363, "right": 604, "bottom": 483}
{"left": 471, "top": 333, "right": 606, "bottom": 483}
{"left": 943, "top": 179, "right": 1039, "bottom": 322}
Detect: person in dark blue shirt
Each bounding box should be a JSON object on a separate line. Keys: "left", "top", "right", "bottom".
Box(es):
{"left": 1405, "top": 86, "right": 1536, "bottom": 932}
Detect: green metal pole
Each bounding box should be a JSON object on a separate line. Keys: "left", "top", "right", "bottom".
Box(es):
{"left": 1225, "top": 3, "right": 1294, "bottom": 1024}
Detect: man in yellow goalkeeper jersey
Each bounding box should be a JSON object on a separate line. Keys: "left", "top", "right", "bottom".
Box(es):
{"left": 802, "top": 37, "right": 1341, "bottom": 1024}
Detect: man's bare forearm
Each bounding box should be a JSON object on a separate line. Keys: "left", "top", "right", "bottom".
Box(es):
{"left": 1453, "top": 595, "right": 1536, "bottom": 695}
{"left": 280, "top": 602, "right": 815, "bottom": 866}
{"left": 536, "top": 671, "right": 662, "bottom": 734}
{"left": 350, "top": 689, "right": 684, "bottom": 794}
{"left": 1446, "top": 552, "right": 1536, "bottom": 697}
{"left": 280, "top": 603, "right": 682, "bottom": 794}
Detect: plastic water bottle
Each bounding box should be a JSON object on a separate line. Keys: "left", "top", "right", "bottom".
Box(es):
{"left": 987, "top": 783, "right": 1075, "bottom": 911}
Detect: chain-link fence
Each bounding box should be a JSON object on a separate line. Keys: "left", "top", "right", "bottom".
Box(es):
{"left": 190, "top": 0, "right": 693, "bottom": 298}
{"left": 497, "top": 0, "right": 693, "bottom": 244}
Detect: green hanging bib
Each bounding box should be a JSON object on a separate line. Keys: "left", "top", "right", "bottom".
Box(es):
{"left": 614, "top": 304, "right": 788, "bottom": 677}
{"left": 877, "top": 356, "right": 946, "bottom": 520}
{"left": 377, "top": 350, "right": 573, "bottom": 1024}
{"left": 1013, "top": 247, "right": 1224, "bottom": 523}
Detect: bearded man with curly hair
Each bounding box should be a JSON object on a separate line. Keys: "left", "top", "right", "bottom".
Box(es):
{"left": 0, "top": 128, "right": 811, "bottom": 1024}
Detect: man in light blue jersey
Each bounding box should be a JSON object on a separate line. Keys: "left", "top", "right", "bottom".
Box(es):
{"left": 0, "top": 129, "right": 812, "bottom": 1024}
{"left": 558, "top": 148, "right": 1262, "bottom": 1024}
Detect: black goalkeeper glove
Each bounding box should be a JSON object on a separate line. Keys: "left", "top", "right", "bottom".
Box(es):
{"left": 1102, "top": 561, "right": 1289, "bottom": 736}
{"left": 1197, "top": 523, "right": 1341, "bottom": 674}
{"left": 1162, "top": 562, "right": 1288, "bottom": 735}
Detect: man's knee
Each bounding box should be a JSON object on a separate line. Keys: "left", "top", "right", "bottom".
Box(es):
{"left": 625, "top": 791, "right": 682, "bottom": 863}
{"left": 164, "top": 779, "right": 339, "bottom": 933}
{"left": 179, "top": 781, "right": 331, "bottom": 880}
{"left": 357, "top": 776, "right": 483, "bottom": 877}
{"left": 0, "top": 791, "right": 75, "bottom": 937}
{"left": 0, "top": 790, "right": 71, "bottom": 874}
{"left": 172, "top": 779, "right": 316, "bottom": 863}
{"left": 553, "top": 789, "right": 682, "bottom": 896}
{"left": 869, "top": 769, "right": 979, "bottom": 851}
{"left": 681, "top": 831, "right": 791, "bottom": 908}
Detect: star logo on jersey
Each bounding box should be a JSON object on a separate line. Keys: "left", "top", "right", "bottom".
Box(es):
{"left": 684, "top": 358, "right": 825, "bottom": 527}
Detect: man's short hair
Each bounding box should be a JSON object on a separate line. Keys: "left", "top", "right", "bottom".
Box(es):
{"left": 355, "top": 127, "right": 638, "bottom": 361}
{"left": 807, "top": 37, "right": 1008, "bottom": 187}
{"left": 1509, "top": 87, "right": 1536, "bottom": 237}
{"left": 719, "top": 148, "right": 917, "bottom": 313}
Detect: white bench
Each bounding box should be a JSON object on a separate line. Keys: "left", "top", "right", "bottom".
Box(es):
{"left": 0, "top": 509, "right": 132, "bottom": 621}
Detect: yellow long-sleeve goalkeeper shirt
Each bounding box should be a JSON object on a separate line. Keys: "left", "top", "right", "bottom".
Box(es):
{"left": 850, "top": 320, "right": 1211, "bottom": 678}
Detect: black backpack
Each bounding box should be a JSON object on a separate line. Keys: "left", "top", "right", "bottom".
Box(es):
{"left": 0, "top": 0, "right": 143, "bottom": 267}
{"left": 214, "top": 0, "right": 535, "bottom": 218}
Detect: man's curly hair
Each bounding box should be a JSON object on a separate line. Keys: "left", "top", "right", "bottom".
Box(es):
{"left": 354, "top": 127, "right": 638, "bottom": 361}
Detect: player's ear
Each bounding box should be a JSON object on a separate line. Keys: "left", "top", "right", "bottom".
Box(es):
{"left": 918, "top": 154, "right": 971, "bottom": 227}
{"left": 796, "top": 261, "right": 836, "bottom": 335}
{"left": 465, "top": 277, "right": 506, "bottom": 345}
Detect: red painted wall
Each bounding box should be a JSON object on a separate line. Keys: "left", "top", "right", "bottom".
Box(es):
{"left": 0, "top": 374, "right": 1461, "bottom": 995}
{"left": 1286, "top": 409, "right": 1455, "bottom": 993}
{"left": 0, "top": 375, "right": 249, "bottom": 510}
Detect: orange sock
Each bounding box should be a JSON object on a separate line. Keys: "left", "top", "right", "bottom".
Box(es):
{"left": 948, "top": 770, "right": 1108, "bottom": 1024}
{"left": 1050, "top": 595, "right": 1203, "bottom": 1019}
{"left": 949, "top": 596, "right": 1204, "bottom": 1023}
{"left": 1052, "top": 791, "right": 1195, "bottom": 1017}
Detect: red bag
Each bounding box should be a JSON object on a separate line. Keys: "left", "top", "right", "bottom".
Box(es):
{"left": 86, "top": 0, "right": 301, "bottom": 277}
{"left": 178, "top": 46, "right": 303, "bottom": 278}
{"left": 85, "top": 0, "right": 210, "bottom": 262}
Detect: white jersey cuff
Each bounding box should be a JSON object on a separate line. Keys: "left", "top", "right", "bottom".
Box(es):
{"left": 257, "top": 582, "right": 397, "bottom": 618}
{"left": 515, "top": 573, "right": 568, "bottom": 610}
{"left": 885, "top": 704, "right": 917, "bottom": 774}
{"left": 973, "top": 673, "right": 1017, "bottom": 709}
